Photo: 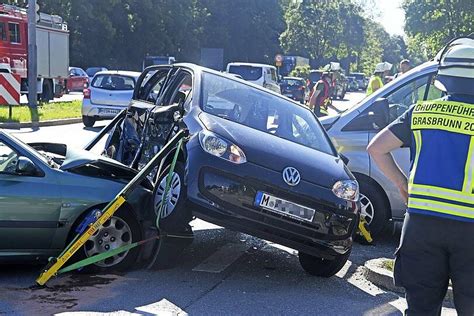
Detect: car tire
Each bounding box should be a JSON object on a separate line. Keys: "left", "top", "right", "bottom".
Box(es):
{"left": 82, "top": 115, "right": 95, "bottom": 127}
{"left": 40, "top": 80, "right": 54, "bottom": 103}
{"left": 153, "top": 162, "right": 190, "bottom": 232}
{"left": 71, "top": 207, "right": 142, "bottom": 272}
{"left": 359, "top": 181, "right": 390, "bottom": 237}
{"left": 298, "top": 250, "right": 351, "bottom": 277}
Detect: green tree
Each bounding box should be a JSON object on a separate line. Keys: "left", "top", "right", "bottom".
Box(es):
{"left": 403, "top": 0, "right": 474, "bottom": 58}
{"left": 280, "top": 1, "right": 364, "bottom": 68}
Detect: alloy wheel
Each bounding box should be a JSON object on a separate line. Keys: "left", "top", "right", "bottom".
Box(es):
{"left": 359, "top": 193, "right": 375, "bottom": 225}
{"left": 84, "top": 216, "right": 132, "bottom": 268}
{"left": 154, "top": 171, "right": 181, "bottom": 218}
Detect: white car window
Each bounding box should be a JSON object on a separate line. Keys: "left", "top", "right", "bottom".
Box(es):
{"left": 0, "top": 141, "right": 18, "bottom": 174}
{"left": 92, "top": 75, "right": 135, "bottom": 90}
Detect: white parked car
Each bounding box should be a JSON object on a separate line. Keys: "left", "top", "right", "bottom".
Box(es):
{"left": 82, "top": 71, "right": 140, "bottom": 127}
{"left": 226, "top": 62, "right": 281, "bottom": 94}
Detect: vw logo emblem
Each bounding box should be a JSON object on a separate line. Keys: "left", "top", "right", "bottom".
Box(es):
{"left": 282, "top": 167, "right": 301, "bottom": 186}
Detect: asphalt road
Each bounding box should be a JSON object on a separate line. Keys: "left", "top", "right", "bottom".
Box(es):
{"left": 1, "top": 91, "right": 456, "bottom": 315}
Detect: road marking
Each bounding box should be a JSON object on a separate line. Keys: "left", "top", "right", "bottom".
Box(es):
{"left": 192, "top": 243, "right": 249, "bottom": 273}
{"left": 135, "top": 298, "right": 187, "bottom": 316}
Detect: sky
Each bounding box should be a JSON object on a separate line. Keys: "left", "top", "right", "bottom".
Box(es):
{"left": 375, "top": 0, "right": 406, "bottom": 36}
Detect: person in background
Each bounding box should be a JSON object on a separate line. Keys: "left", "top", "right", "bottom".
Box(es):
{"left": 394, "top": 59, "right": 411, "bottom": 79}
{"left": 309, "top": 72, "right": 331, "bottom": 117}
{"left": 366, "top": 62, "right": 392, "bottom": 95}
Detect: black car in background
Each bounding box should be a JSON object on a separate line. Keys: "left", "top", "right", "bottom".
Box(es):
{"left": 89, "top": 64, "right": 360, "bottom": 277}
{"left": 349, "top": 72, "right": 367, "bottom": 90}
{"left": 280, "top": 76, "right": 307, "bottom": 104}
{"left": 346, "top": 76, "right": 359, "bottom": 91}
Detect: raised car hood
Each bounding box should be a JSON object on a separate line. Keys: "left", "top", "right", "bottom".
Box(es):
{"left": 199, "top": 113, "right": 351, "bottom": 188}
{"left": 60, "top": 146, "right": 133, "bottom": 172}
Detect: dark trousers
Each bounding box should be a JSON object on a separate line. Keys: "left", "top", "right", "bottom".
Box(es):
{"left": 394, "top": 212, "right": 474, "bottom": 316}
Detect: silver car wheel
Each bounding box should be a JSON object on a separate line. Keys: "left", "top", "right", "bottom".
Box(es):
{"left": 360, "top": 193, "right": 375, "bottom": 225}
{"left": 84, "top": 216, "right": 132, "bottom": 268}
{"left": 154, "top": 171, "right": 181, "bottom": 218}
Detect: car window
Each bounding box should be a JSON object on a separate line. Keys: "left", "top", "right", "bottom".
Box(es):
{"left": 228, "top": 66, "right": 262, "bottom": 81}
{"left": 92, "top": 75, "right": 135, "bottom": 90}
{"left": 0, "top": 141, "right": 18, "bottom": 174}
{"left": 147, "top": 73, "right": 168, "bottom": 103}
{"left": 271, "top": 69, "right": 277, "bottom": 82}
{"left": 426, "top": 76, "right": 444, "bottom": 101}
{"left": 283, "top": 79, "right": 304, "bottom": 86}
{"left": 383, "top": 74, "right": 431, "bottom": 122}
{"left": 8, "top": 23, "right": 20, "bottom": 43}
{"left": 164, "top": 73, "right": 192, "bottom": 107}
{"left": 201, "top": 72, "right": 335, "bottom": 155}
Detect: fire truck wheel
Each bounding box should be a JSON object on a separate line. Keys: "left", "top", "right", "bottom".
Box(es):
{"left": 41, "top": 80, "right": 54, "bottom": 103}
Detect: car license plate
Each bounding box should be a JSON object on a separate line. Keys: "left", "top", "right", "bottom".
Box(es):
{"left": 99, "top": 108, "right": 120, "bottom": 115}
{"left": 284, "top": 93, "right": 292, "bottom": 97}
{"left": 255, "top": 191, "right": 315, "bottom": 222}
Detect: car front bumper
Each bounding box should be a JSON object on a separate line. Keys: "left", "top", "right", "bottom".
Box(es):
{"left": 186, "top": 142, "right": 359, "bottom": 259}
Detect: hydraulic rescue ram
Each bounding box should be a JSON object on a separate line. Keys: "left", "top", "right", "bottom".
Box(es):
{"left": 36, "top": 129, "right": 189, "bottom": 286}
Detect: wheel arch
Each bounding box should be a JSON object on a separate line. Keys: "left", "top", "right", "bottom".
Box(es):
{"left": 66, "top": 201, "right": 141, "bottom": 245}
{"left": 352, "top": 172, "right": 392, "bottom": 219}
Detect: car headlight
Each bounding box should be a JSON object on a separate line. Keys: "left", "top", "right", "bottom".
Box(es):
{"left": 199, "top": 131, "right": 246, "bottom": 164}
{"left": 332, "top": 180, "right": 359, "bottom": 202}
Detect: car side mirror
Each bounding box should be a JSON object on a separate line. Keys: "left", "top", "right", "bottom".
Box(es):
{"left": 15, "top": 157, "right": 39, "bottom": 176}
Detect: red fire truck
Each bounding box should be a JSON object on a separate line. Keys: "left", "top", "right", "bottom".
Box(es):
{"left": 0, "top": 4, "right": 69, "bottom": 102}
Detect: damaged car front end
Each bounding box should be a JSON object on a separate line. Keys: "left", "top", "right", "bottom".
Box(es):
{"left": 0, "top": 131, "right": 152, "bottom": 270}
{"left": 88, "top": 63, "right": 360, "bottom": 277}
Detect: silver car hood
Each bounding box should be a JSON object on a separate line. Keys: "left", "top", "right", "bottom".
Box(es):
{"left": 60, "top": 146, "right": 130, "bottom": 171}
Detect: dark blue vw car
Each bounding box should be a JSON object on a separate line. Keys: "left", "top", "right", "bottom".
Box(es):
{"left": 91, "top": 64, "right": 360, "bottom": 277}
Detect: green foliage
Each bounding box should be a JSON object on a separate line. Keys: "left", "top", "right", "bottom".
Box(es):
{"left": 279, "top": 0, "right": 364, "bottom": 66}
{"left": 12, "top": 0, "right": 470, "bottom": 76}
{"left": 0, "top": 101, "right": 81, "bottom": 123}
{"left": 403, "top": 0, "right": 474, "bottom": 59}
{"left": 289, "top": 65, "right": 311, "bottom": 79}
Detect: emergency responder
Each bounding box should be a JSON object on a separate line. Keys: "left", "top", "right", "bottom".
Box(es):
{"left": 309, "top": 72, "right": 331, "bottom": 117}
{"left": 366, "top": 62, "right": 392, "bottom": 95}
{"left": 367, "top": 41, "right": 474, "bottom": 315}
{"left": 394, "top": 59, "right": 411, "bottom": 79}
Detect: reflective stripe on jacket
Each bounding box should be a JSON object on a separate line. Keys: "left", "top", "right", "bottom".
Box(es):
{"left": 408, "top": 100, "right": 474, "bottom": 220}
{"left": 366, "top": 76, "right": 383, "bottom": 96}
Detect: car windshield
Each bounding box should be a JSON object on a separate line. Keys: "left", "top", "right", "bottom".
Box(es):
{"left": 86, "top": 68, "right": 104, "bottom": 76}
{"left": 228, "top": 65, "right": 262, "bottom": 81}
{"left": 351, "top": 73, "right": 365, "bottom": 80}
{"left": 309, "top": 72, "right": 322, "bottom": 83}
{"left": 92, "top": 75, "right": 136, "bottom": 90}
{"left": 282, "top": 79, "right": 304, "bottom": 87}
{"left": 201, "top": 72, "right": 336, "bottom": 155}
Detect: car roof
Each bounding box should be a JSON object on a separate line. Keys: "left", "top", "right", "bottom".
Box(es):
{"left": 226, "top": 62, "right": 276, "bottom": 69}
{"left": 93, "top": 70, "right": 141, "bottom": 78}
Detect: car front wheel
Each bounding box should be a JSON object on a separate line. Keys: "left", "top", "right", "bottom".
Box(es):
{"left": 72, "top": 207, "right": 141, "bottom": 272}
{"left": 298, "top": 250, "right": 350, "bottom": 277}
{"left": 149, "top": 162, "right": 193, "bottom": 269}
{"left": 153, "top": 162, "right": 190, "bottom": 231}
{"left": 359, "top": 181, "right": 389, "bottom": 237}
